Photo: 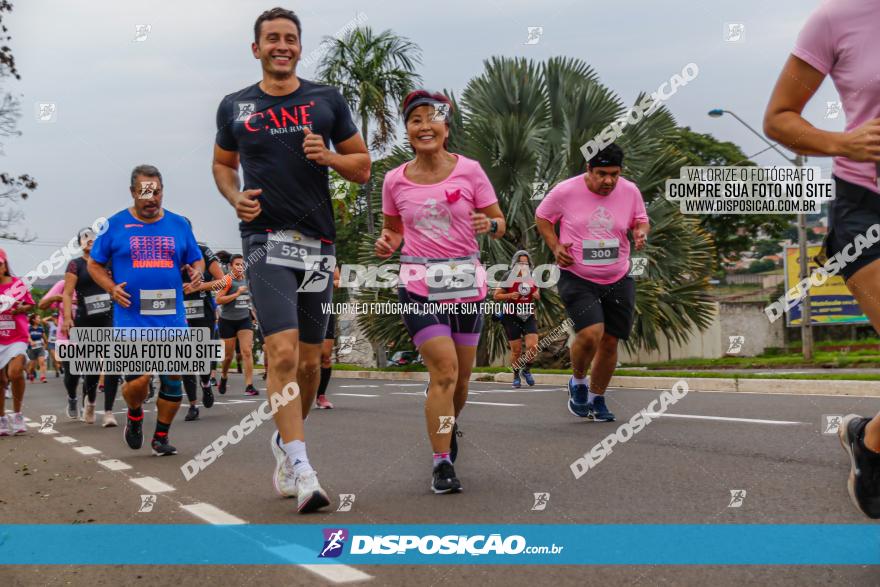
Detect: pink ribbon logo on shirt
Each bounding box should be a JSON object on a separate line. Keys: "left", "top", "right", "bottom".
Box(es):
{"left": 445, "top": 188, "right": 462, "bottom": 204}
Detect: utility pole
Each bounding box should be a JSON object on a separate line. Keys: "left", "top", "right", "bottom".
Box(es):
{"left": 795, "top": 153, "right": 813, "bottom": 360}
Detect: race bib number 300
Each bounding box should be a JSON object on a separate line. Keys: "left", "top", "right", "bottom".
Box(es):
{"left": 140, "top": 289, "right": 177, "bottom": 316}
{"left": 582, "top": 238, "right": 620, "bottom": 266}
{"left": 266, "top": 231, "right": 321, "bottom": 270}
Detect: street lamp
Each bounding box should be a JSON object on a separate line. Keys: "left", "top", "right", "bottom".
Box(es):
{"left": 708, "top": 108, "right": 813, "bottom": 360}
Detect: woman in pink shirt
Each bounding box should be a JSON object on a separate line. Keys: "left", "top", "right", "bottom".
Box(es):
{"left": 0, "top": 248, "right": 35, "bottom": 436}
{"left": 375, "top": 90, "right": 506, "bottom": 494}
{"left": 764, "top": 0, "right": 880, "bottom": 518}
{"left": 39, "top": 276, "right": 81, "bottom": 418}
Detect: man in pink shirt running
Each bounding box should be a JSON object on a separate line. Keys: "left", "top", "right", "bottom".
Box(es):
{"left": 536, "top": 144, "right": 649, "bottom": 422}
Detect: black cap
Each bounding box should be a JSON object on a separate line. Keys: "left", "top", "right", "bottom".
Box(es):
{"left": 588, "top": 143, "right": 624, "bottom": 169}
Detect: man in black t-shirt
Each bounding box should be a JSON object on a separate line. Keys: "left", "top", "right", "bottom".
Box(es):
{"left": 212, "top": 7, "right": 370, "bottom": 514}
{"left": 181, "top": 232, "right": 225, "bottom": 421}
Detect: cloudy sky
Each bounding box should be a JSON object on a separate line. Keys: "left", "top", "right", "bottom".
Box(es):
{"left": 2, "top": 0, "right": 842, "bottom": 274}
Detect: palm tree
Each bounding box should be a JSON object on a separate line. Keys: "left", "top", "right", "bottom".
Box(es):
{"left": 355, "top": 56, "right": 716, "bottom": 362}
{"left": 316, "top": 26, "right": 422, "bottom": 234}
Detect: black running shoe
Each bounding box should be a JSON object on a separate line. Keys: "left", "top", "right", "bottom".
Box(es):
{"left": 450, "top": 423, "right": 462, "bottom": 463}
{"left": 210, "top": 376, "right": 217, "bottom": 388}
{"left": 839, "top": 414, "right": 880, "bottom": 519}
{"left": 245, "top": 384, "right": 258, "bottom": 396}
{"left": 431, "top": 461, "right": 462, "bottom": 494}
{"left": 202, "top": 384, "right": 214, "bottom": 408}
{"left": 151, "top": 435, "right": 178, "bottom": 456}
{"left": 124, "top": 410, "right": 144, "bottom": 450}
{"left": 219, "top": 377, "right": 227, "bottom": 395}
{"left": 184, "top": 405, "right": 200, "bottom": 421}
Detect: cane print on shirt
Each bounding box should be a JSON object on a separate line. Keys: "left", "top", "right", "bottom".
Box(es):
{"left": 414, "top": 198, "right": 452, "bottom": 240}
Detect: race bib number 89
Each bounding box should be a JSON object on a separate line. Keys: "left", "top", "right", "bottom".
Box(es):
{"left": 140, "top": 289, "right": 177, "bottom": 316}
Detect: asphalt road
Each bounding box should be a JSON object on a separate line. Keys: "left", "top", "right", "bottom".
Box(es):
{"left": 2, "top": 373, "right": 879, "bottom": 585}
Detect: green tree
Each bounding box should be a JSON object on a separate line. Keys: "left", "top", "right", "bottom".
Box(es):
{"left": 747, "top": 259, "right": 776, "bottom": 273}
{"left": 672, "top": 127, "right": 789, "bottom": 264}
{"left": 754, "top": 238, "right": 782, "bottom": 258}
{"left": 317, "top": 26, "right": 422, "bottom": 234}
{"left": 355, "top": 57, "right": 716, "bottom": 361}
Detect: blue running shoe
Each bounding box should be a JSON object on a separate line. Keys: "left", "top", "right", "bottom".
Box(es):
{"left": 567, "top": 378, "right": 590, "bottom": 417}
{"left": 512, "top": 374, "right": 522, "bottom": 388}
{"left": 523, "top": 370, "right": 535, "bottom": 386}
{"left": 589, "top": 394, "right": 615, "bottom": 422}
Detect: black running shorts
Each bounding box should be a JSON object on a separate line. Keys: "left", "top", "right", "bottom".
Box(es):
{"left": 397, "top": 287, "right": 484, "bottom": 348}
{"left": 242, "top": 234, "right": 334, "bottom": 344}
{"left": 557, "top": 270, "right": 636, "bottom": 340}
{"left": 501, "top": 314, "right": 538, "bottom": 341}
{"left": 218, "top": 316, "right": 253, "bottom": 339}
{"left": 825, "top": 176, "right": 880, "bottom": 281}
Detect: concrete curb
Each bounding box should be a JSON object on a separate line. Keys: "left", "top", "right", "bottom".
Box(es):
{"left": 333, "top": 370, "right": 880, "bottom": 397}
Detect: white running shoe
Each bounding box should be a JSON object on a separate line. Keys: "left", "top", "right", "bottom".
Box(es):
{"left": 0, "top": 416, "right": 10, "bottom": 436}
{"left": 295, "top": 470, "right": 330, "bottom": 514}
{"left": 83, "top": 402, "right": 96, "bottom": 424}
{"left": 270, "top": 430, "right": 297, "bottom": 498}
{"left": 11, "top": 413, "right": 26, "bottom": 435}
{"left": 102, "top": 411, "right": 117, "bottom": 428}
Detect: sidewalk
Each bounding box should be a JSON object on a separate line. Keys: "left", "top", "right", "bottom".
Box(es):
{"left": 333, "top": 369, "right": 880, "bottom": 397}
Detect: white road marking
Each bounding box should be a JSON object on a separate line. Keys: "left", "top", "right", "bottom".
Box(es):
{"left": 473, "top": 388, "right": 560, "bottom": 393}
{"left": 466, "top": 401, "right": 525, "bottom": 407}
{"left": 39, "top": 428, "right": 58, "bottom": 435}
{"left": 340, "top": 385, "right": 379, "bottom": 388}
{"left": 74, "top": 446, "right": 101, "bottom": 455}
{"left": 130, "top": 476, "right": 175, "bottom": 493}
{"left": 646, "top": 413, "right": 807, "bottom": 425}
{"left": 98, "top": 459, "right": 132, "bottom": 471}
{"left": 334, "top": 393, "right": 378, "bottom": 398}
{"left": 391, "top": 392, "right": 424, "bottom": 396}
{"left": 299, "top": 564, "right": 374, "bottom": 584}
{"left": 180, "top": 503, "right": 246, "bottom": 525}
{"left": 383, "top": 383, "right": 425, "bottom": 387}
{"left": 25, "top": 422, "right": 41, "bottom": 428}
{"left": 54, "top": 436, "right": 78, "bottom": 444}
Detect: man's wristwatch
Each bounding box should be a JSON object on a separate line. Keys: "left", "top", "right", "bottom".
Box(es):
{"left": 489, "top": 219, "right": 499, "bottom": 234}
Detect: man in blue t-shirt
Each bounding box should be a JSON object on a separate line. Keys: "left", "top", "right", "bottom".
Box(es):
{"left": 89, "top": 164, "right": 205, "bottom": 456}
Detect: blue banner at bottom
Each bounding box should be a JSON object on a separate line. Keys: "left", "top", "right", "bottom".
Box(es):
{"left": 1, "top": 525, "right": 878, "bottom": 565}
